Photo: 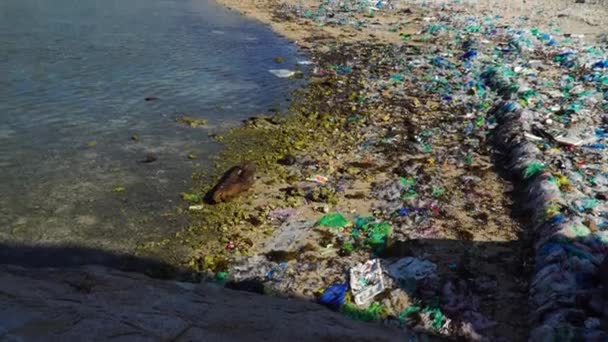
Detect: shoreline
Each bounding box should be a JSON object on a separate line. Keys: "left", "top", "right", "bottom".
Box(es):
{"left": 3, "top": 1, "right": 607, "bottom": 340}
{"left": 137, "top": 0, "right": 608, "bottom": 340}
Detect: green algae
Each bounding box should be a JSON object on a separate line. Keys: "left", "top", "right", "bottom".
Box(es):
{"left": 138, "top": 46, "right": 375, "bottom": 274}
{"left": 176, "top": 116, "right": 208, "bottom": 128}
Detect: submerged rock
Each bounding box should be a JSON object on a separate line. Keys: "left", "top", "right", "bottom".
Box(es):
{"left": 206, "top": 161, "right": 256, "bottom": 204}
{"left": 137, "top": 153, "right": 157, "bottom": 164}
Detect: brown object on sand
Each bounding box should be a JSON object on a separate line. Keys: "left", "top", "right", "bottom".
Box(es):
{"left": 207, "top": 161, "right": 256, "bottom": 203}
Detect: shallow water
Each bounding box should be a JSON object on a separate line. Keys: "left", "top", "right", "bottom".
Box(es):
{"left": 0, "top": 0, "right": 302, "bottom": 252}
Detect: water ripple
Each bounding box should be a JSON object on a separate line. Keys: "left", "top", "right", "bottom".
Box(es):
{"left": 0, "top": 0, "right": 304, "bottom": 249}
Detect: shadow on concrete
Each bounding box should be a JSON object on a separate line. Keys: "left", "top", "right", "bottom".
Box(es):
{"left": 0, "top": 237, "right": 533, "bottom": 339}
{"left": 0, "top": 242, "right": 186, "bottom": 280}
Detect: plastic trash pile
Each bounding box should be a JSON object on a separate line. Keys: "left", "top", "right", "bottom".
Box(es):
{"left": 330, "top": 7, "right": 608, "bottom": 338}
{"left": 399, "top": 9, "right": 608, "bottom": 340}
{"left": 217, "top": 2, "right": 607, "bottom": 340}
{"left": 273, "top": 0, "right": 396, "bottom": 30}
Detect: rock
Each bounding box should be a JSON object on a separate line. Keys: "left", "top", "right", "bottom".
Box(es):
{"left": 0, "top": 265, "right": 415, "bottom": 341}
{"left": 206, "top": 161, "right": 256, "bottom": 204}
{"left": 277, "top": 154, "right": 297, "bottom": 166}
{"left": 137, "top": 153, "right": 157, "bottom": 164}
{"left": 243, "top": 116, "right": 279, "bottom": 128}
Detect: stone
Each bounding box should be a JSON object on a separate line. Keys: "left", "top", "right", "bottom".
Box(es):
{"left": 0, "top": 265, "right": 415, "bottom": 341}
{"left": 277, "top": 154, "right": 297, "bottom": 166}
{"left": 206, "top": 161, "right": 256, "bottom": 204}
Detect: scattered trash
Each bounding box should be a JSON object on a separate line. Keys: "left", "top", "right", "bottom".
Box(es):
{"left": 262, "top": 218, "right": 315, "bottom": 253}
{"left": 306, "top": 175, "right": 329, "bottom": 184}
{"left": 350, "top": 259, "right": 385, "bottom": 306}
{"left": 266, "top": 261, "right": 288, "bottom": 280}
{"left": 177, "top": 2, "right": 608, "bottom": 339}
{"left": 269, "top": 69, "right": 297, "bottom": 78}
{"left": 387, "top": 257, "right": 437, "bottom": 293}
{"left": 319, "top": 283, "right": 348, "bottom": 310}
{"left": 317, "top": 213, "right": 349, "bottom": 228}
{"left": 268, "top": 208, "right": 297, "bottom": 221}
{"left": 399, "top": 304, "right": 446, "bottom": 332}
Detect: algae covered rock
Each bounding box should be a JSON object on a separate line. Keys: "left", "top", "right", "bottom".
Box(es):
{"left": 206, "top": 161, "right": 256, "bottom": 204}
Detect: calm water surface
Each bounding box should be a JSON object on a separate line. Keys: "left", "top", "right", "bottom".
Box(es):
{"left": 0, "top": 0, "right": 302, "bottom": 253}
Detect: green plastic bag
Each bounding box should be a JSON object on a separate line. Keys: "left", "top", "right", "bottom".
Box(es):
{"left": 318, "top": 213, "right": 349, "bottom": 228}
{"left": 524, "top": 162, "right": 545, "bottom": 178}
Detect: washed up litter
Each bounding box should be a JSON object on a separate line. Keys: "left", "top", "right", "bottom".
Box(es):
{"left": 263, "top": 218, "right": 314, "bottom": 253}
{"left": 266, "top": 261, "right": 288, "bottom": 281}
{"left": 319, "top": 283, "right": 348, "bottom": 310}
{"left": 399, "top": 305, "right": 447, "bottom": 332}
{"left": 350, "top": 217, "right": 392, "bottom": 249}
{"left": 269, "top": 69, "right": 297, "bottom": 78}
{"left": 198, "top": 2, "right": 608, "bottom": 339}
{"left": 387, "top": 257, "right": 437, "bottom": 293}
{"left": 268, "top": 208, "right": 297, "bottom": 221}
{"left": 317, "top": 213, "right": 349, "bottom": 228}
{"left": 306, "top": 174, "right": 329, "bottom": 184}
{"left": 350, "top": 259, "right": 385, "bottom": 306}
